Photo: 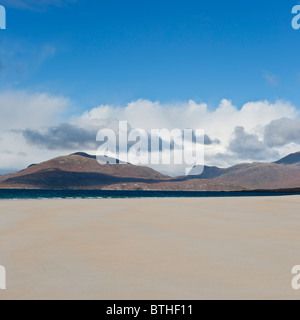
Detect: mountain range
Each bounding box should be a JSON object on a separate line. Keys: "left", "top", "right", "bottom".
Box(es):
{"left": 0, "top": 151, "right": 300, "bottom": 191}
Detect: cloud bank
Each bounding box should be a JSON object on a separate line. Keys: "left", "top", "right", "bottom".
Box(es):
{"left": 0, "top": 90, "right": 69, "bottom": 171}
{"left": 1, "top": 91, "right": 300, "bottom": 174}
{"left": 71, "top": 98, "right": 299, "bottom": 167}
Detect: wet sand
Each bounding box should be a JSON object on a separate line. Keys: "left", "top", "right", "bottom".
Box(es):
{"left": 0, "top": 196, "right": 300, "bottom": 300}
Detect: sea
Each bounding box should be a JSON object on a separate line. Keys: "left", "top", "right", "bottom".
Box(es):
{"left": 0, "top": 189, "right": 298, "bottom": 200}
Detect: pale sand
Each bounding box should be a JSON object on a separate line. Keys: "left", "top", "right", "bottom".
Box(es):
{"left": 0, "top": 196, "right": 300, "bottom": 300}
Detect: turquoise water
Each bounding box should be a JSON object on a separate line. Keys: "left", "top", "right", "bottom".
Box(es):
{"left": 0, "top": 189, "right": 298, "bottom": 200}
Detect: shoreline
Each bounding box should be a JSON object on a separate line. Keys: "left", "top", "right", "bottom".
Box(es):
{"left": 0, "top": 194, "right": 299, "bottom": 202}
{"left": 0, "top": 189, "right": 300, "bottom": 202}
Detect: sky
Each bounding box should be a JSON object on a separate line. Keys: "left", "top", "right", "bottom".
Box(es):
{"left": 0, "top": 0, "right": 300, "bottom": 175}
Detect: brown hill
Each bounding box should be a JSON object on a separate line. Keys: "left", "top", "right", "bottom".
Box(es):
{"left": 217, "top": 162, "right": 300, "bottom": 189}
{"left": 0, "top": 153, "right": 244, "bottom": 191}
{"left": 189, "top": 153, "right": 300, "bottom": 190}
{"left": 0, "top": 153, "right": 168, "bottom": 189}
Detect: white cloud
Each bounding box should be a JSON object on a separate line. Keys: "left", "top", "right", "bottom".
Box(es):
{"left": 77, "top": 98, "right": 297, "bottom": 135}
{"left": 229, "top": 126, "right": 279, "bottom": 160}
{"left": 0, "top": 91, "right": 70, "bottom": 171}
{"left": 0, "top": 90, "right": 68, "bottom": 130}
{"left": 264, "top": 118, "right": 300, "bottom": 147}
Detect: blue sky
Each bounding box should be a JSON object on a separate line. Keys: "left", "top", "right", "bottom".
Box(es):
{"left": 1, "top": 0, "right": 300, "bottom": 173}
{"left": 1, "top": 0, "right": 300, "bottom": 111}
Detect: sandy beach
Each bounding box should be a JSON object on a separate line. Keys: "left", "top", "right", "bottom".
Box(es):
{"left": 0, "top": 196, "right": 300, "bottom": 300}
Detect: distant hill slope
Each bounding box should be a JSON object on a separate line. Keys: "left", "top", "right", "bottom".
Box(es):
{"left": 187, "top": 152, "right": 300, "bottom": 190}
{"left": 274, "top": 151, "right": 300, "bottom": 165}
{"left": 216, "top": 162, "right": 300, "bottom": 189}
{"left": 188, "top": 165, "right": 227, "bottom": 179}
